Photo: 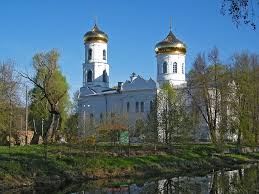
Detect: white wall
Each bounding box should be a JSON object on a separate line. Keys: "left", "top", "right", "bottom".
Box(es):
{"left": 85, "top": 42, "right": 108, "bottom": 63}
{"left": 83, "top": 42, "right": 109, "bottom": 88}
{"left": 157, "top": 53, "right": 186, "bottom": 87}
{"left": 78, "top": 89, "right": 157, "bottom": 129}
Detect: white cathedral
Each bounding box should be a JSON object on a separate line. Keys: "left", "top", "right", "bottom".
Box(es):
{"left": 78, "top": 23, "right": 188, "bottom": 135}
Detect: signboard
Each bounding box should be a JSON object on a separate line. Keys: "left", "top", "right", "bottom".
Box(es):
{"left": 119, "top": 131, "right": 129, "bottom": 144}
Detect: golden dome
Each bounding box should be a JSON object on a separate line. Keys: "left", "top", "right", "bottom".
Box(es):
{"left": 155, "top": 31, "right": 186, "bottom": 55}
{"left": 84, "top": 24, "right": 108, "bottom": 43}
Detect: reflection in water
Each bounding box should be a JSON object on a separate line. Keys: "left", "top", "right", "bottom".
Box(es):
{"left": 72, "top": 164, "right": 259, "bottom": 194}
{"left": 4, "top": 164, "right": 259, "bottom": 194}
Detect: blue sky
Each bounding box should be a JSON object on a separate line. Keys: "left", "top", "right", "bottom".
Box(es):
{"left": 0, "top": 0, "right": 258, "bottom": 97}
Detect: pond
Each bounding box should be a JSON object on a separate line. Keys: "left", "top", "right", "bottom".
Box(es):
{"left": 5, "top": 163, "right": 259, "bottom": 194}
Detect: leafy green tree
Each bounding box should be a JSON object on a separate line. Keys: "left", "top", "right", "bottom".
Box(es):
{"left": 64, "top": 113, "right": 79, "bottom": 143}
{"left": 64, "top": 90, "right": 79, "bottom": 143}
{"left": 29, "top": 87, "right": 50, "bottom": 134}
{"left": 229, "top": 52, "right": 259, "bottom": 145}
{"left": 134, "top": 119, "right": 145, "bottom": 138}
{"left": 144, "top": 97, "right": 159, "bottom": 143}
{"left": 21, "top": 50, "right": 69, "bottom": 142}
{"left": 158, "top": 83, "right": 193, "bottom": 144}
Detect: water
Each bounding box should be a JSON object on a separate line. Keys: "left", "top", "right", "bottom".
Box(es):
{"left": 5, "top": 163, "right": 259, "bottom": 194}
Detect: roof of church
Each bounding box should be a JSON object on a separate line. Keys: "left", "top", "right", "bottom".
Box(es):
{"left": 122, "top": 75, "right": 157, "bottom": 91}
{"left": 155, "top": 30, "right": 186, "bottom": 55}
{"left": 79, "top": 74, "right": 157, "bottom": 98}
{"left": 84, "top": 24, "right": 108, "bottom": 43}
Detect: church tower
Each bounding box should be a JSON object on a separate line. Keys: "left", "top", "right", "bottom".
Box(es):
{"left": 83, "top": 23, "right": 109, "bottom": 91}
{"left": 155, "top": 25, "right": 187, "bottom": 87}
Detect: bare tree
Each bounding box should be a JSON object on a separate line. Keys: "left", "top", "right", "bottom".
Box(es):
{"left": 187, "top": 48, "right": 230, "bottom": 145}
{"left": 221, "top": 0, "right": 258, "bottom": 30}
{"left": 0, "top": 61, "right": 21, "bottom": 145}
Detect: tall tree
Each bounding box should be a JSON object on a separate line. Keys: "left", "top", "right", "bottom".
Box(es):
{"left": 187, "top": 48, "right": 230, "bottom": 145}
{"left": 229, "top": 52, "right": 259, "bottom": 144}
{"left": 21, "top": 50, "right": 69, "bottom": 142}
{"left": 157, "top": 83, "right": 192, "bottom": 144}
{"left": 0, "top": 61, "right": 21, "bottom": 144}
{"left": 250, "top": 54, "right": 259, "bottom": 144}
{"left": 144, "top": 96, "right": 159, "bottom": 144}
{"left": 64, "top": 90, "right": 79, "bottom": 143}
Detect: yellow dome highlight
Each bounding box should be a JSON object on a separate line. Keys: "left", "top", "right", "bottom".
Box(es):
{"left": 84, "top": 24, "right": 108, "bottom": 43}
{"left": 155, "top": 31, "right": 186, "bottom": 55}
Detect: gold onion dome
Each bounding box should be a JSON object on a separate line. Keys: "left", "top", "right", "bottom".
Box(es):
{"left": 155, "top": 30, "right": 186, "bottom": 55}
{"left": 84, "top": 24, "right": 108, "bottom": 43}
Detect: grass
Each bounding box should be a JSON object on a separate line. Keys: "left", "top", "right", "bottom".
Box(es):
{"left": 0, "top": 143, "right": 259, "bottom": 190}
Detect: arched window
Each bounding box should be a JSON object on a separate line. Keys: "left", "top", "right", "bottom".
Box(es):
{"left": 140, "top": 102, "right": 144, "bottom": 112}
{"left": 182, "top": 63, "right": 184, "bottom": 74}
{"left": 127, "top": 102, "right": 130, "bottom": 112}
{"left": 88, "top": 49, "right": 92, "bottom": 60}
{"left": 103, "top": 49, "right": 106, "bottom": 60}
{"left": 163, "top": 62, "right": 168, "bottom": 74}
{"left": 173, "top": 62, "right": 177, "bottom": 73}
{"left": 103, "top": 70, "right": 107, "bottom": 82}
{"left": 135, "top": 102, "right": 139, "bottom": 113}
{"left": 84, "top": 71, "right": 87, "bottom": 83}
{"left": 87, "top": 70, "right": 93, "bottom": 82}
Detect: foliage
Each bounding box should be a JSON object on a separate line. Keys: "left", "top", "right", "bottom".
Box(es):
{"left": 188, "top": 49, "right": 259, "bottom": 146}
{"left": 221, "top": 0, "right": 258, "bottom": 30}
{"left": 144, "top": 97, "right": 159, "bottom": 143}
{"left": 22, "top": 50, "right": 70, "bottom": 142}
{"left": 62, "top": 90, "right": 80, "bottom": 143}
{"left": 187, "top": 48, "right": 231, "bottom": 145}
{"left": 97, "top": 114, "right": 129, "bottom": 144}
{"left": 134, "top": 119, "right": 145, "bottom": 137}
{"left": 0, "top": 61, "right": 22, "bottom": 145}
{"left": 228, "top": 52, "right": 259, "bottom": 145}
{"left": 157, "top": 83, "right": 193, "bottom": 144}
{"left": 64, "top": 113, "right": 79, "bottom": 143}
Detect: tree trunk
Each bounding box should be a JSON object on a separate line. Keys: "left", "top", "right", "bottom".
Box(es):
{"left": 46, "top": 113, "right": 60, "bottom": 142}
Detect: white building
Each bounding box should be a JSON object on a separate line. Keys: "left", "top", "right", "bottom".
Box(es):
{"left": 78, "top": 23, "right": 187, "bottom": 136}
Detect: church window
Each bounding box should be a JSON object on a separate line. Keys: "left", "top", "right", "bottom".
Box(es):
{"left": 84, "top": 71, "right": 87, "bottom": 83}
{"left": 127, "top": 102, "right": 130, "bottom": 112}
{"left": 103, "top": 70, "right": 107, "bottom": 82}
{"left": 140, "top": 102, "right": 144, "bottom": 112}
{"left": 88, "top": 49, "right": 92, "bottom": 60}
{"left": 163, "top": 62, "right": 168, "bottom": 74}
{"left": 182, "top": 63, "right": 184, "bottom": 74}
{"left": 173, "top": 62, "right": 177, "bottom": 73}
{"left": 87, "top": 70, "right": 93, "bottom": 82}
{"left": 135, "top": 102, "right": 139, "bottom": 112}
{"left": 103, "top": 49, "right": 106, "bottom": 60}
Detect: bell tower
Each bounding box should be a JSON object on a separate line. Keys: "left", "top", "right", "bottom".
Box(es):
{"left": 83, "top": 23, "right": 109, "bottom": 91}
{"left": 155, "top": 24, "right": 187, "bottom": 87}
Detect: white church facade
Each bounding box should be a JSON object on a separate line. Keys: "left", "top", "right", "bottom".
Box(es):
{"left": 78, "top": 23, "right": 188, "bottom": 135}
